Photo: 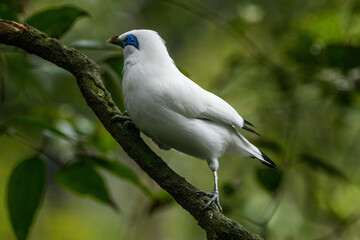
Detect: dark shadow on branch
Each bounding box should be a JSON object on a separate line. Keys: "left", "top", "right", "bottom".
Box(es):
{"left": 0, "top": 19, "right": 263, "bottom": 240}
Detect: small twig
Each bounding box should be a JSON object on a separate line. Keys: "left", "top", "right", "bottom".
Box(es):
{"left": 3, "top": 127, "right": 63, "bottom": 167}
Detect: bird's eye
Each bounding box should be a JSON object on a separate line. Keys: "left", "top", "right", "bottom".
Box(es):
{"left": 119, "top": 36, "right": 127, "bottom": 43}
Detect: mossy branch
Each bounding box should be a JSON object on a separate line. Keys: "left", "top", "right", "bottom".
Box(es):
{"left": 0, "top": 19, "right": 263, "bottom": 240}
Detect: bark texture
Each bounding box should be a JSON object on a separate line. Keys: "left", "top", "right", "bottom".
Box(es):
{"left": 0, "top": 19, "right": 263, "bottom": 240}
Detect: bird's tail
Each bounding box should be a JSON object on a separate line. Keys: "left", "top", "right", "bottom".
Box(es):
{"left": 227, "top": 131, "right": 276, "bottom": 169}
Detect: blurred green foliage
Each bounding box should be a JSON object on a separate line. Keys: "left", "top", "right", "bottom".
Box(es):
{"left": 256, "top": 168, "right": 282, "bottom": 193}
{"left": 55, "top": 161, "right": 116, "bottom": 209}
{"left": 1, "top": 0, "right": 360, "bottom": 240}
{"left": 80, "top": 154, "right": 153, "bottom": 198}
{"left": 25, "top": 5, "right": 88, "bottom": 38}
{"left": 7, "top": 156, "right": 45, "bottom": 240}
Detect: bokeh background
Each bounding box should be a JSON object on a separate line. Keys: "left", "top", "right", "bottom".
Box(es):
{"left": 1, "top": 0, "right": 360, "bottom": 239}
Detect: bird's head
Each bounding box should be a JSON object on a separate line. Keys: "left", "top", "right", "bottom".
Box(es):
{"left": 107, "top": 33, "right": 139, "bottom": 49}
{"left": 107, "top": 29, "right": 171, "bottom": 61}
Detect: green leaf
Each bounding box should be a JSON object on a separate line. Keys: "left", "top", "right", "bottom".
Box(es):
{"left": 300, "top": 10, "right": 344, "bottom": 43}
{"left": 103, "top": 56, "right": 123, "bottom": 78}
{"left": 55, "top": 161, "right": 117, "bottom": 209}
{"left": 101, "top": 71, "right": 126, "bottom": 112}
{"left": 256, "top": 168, "right": 282, "bottom": 193}
{"left": 25, "top": 5, "right": 88, "bottom": 38}
{"left": 102, "top": 56, "right": 125, "bottom": 111}
{"left": 288, "top": 35, "right": 360, "bottom": 72}
{"left": 7, "top": 156, "right": 46, "bottom": 240}
{"left": 80, "top": 155, "right": 153, "bottom": 198}
{"left": 286, "top": 34, "right": 318, "bottom": 67}
{"left": 324, "top": 44, "right": 360, "bottom": 72}
{"left": 0, "top": 0, "right": 22, "bottom": 20}
{"left": 301, "top": 154, "right": 348, "bottom": 181}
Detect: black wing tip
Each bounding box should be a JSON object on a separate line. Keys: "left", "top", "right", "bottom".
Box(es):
{"left": 259, "top": 150, "right": 276, "bottom": 169}
{"left": 243, "top": 125, "right": 261, "bottom": 137}
{"left": 244, "top": 119, "right": 255, "bottom": 128}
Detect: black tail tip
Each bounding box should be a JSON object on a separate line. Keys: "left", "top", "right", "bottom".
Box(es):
{"left": 243, "top": 125, "right": 261, "bottom": 137}
{"left": 259, "top": 150, "right": 276, "bottom": 169}
{"left": 244, "top": 119, "right": 255, "bottom": 128}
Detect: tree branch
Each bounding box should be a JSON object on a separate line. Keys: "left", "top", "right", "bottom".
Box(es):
{"left": 0, "top": 19, "right": 263, "bottom": 240}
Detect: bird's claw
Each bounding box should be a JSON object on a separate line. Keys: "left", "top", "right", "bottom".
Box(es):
{"left": 110, "top": 114, "right": 137, "bottom": 129}
{"left": 197, "top": 190, "right": 213, "bottom": 197}
{"left": 197, "top": 190, "right": 223, "bottom": 212}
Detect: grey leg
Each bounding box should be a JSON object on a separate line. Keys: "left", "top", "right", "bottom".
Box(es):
{"left": 197, "top": 171, "right": 223, "bottom": 212}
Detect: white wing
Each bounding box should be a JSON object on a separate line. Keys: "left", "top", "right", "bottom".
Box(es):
{"left": 164, "top": 74, "right": 245, "bottom": 128}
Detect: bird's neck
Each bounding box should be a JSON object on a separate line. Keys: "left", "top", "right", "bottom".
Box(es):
{"left": 124, "top": 46, "right": 176, "bottom": 70}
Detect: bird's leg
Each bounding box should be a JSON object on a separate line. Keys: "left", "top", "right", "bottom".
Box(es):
{"left": 197, "top": 171, "right": 223, "bottom": 212}
{"left": 110, "top": 113, "right": 136, "bottom": 129}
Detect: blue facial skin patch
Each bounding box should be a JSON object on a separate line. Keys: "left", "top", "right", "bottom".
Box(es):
{"left": 119, "top": 34, "right": 139, "bottom": 49}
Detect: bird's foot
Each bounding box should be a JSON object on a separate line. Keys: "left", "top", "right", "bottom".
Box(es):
{"left": 197, "top": 190, "right": 223, "bottom": 212}
{"left": 110, "top": 114, "right": 137, "bottom": 129}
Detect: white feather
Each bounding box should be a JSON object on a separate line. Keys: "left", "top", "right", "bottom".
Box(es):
{"left": 118, "top": 29, "right": 273, "bottom": 171}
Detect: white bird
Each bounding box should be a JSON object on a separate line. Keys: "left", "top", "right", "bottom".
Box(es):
{"left": 107, "top": 29, "right": 276, "bottom": 211}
